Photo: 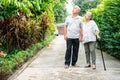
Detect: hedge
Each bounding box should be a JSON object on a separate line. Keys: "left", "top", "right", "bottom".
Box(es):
{"left": 0, "top": 0, "right": 65, "bottom": 79}
{"left": 89, "top": 0, "right": 120, "bottom": 59}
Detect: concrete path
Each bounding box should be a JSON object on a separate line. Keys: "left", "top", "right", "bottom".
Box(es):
{"left": 9, "top": 36, "right": 120, "bottom": 80}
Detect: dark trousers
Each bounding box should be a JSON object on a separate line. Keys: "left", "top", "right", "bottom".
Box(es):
{"left": 65, "top": 38, "right": 79, "bottom": 66}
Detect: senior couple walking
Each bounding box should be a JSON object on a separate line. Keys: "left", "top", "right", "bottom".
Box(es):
{"left": 64, "top": 5, "right": 100, "bottom": 70}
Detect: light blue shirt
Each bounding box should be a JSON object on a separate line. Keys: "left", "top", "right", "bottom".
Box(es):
{"left": 65, "top": 16, "right": 83, "bottom": 39}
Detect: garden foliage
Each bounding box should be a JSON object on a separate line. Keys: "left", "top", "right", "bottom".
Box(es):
{"left": 53, "top": 0, "right": 67, "bottom": 23}
{"left": 73, "top": 0, "right": 101, "bottom": 16}
{"left": 0, "top": 0, "right": 67, "bottom": 79}
{"left": 89, "top": 0, "right": 120, "bottom": 59}
{"left": 0, "top": 0, "right": 58, "bottom": 52}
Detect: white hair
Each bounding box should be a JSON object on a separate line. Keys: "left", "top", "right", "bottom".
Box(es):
{"left": 86, "top": 12, "right": 92, "bottom": 17}
{"left": 73, "top": 5, "right": 81, "bottom": 11}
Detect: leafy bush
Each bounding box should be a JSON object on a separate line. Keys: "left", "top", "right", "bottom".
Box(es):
{"left": 0, "top": 35, "right": 54, "bottom": 80}
{"left": 53, "top": 0, "right": 67, "bottom": 23}
{"left": 73, "top": 0, "right": 101, "bottom": 16}
{"left": 0, "top": 0, "right": 65, "bottom": 79}
{"left": 0, "top": 0, "right": 56, "bottom": 53}
{"left": 89, "top": 0, "right": 120, "bottom": 59}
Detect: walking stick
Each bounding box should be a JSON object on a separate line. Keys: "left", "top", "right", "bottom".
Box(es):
{"left": 99, "top": 39, "right": 106, "bottom": 71}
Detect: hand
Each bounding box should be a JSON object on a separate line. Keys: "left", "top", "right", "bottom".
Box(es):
{"left": 97, "top": 35, "right": 101, "bottom": 41}
{"left": 64, "top": 35, "right": 68, "bottom": 40}
{"left": 79, "top": 37, "right": 82, "bottom": 42}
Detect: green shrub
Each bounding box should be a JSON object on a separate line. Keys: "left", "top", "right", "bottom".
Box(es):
{"left": 0, "top": 0, "right": 56, "bottom": 53}
{"left": 73, "top": 0, "right": 101, "bottom": 16}
{"left": 0, "top": 35, "right": 54, "bottom": 79}
{"left": 0, "top": 0, "right": 65, "bottom": 79}
{"left": 89, "top": 0, "right": 120, "bottom": 59}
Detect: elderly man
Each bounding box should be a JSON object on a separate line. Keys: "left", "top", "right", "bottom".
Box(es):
{"left": 64, "top": 5, "right": 83, "bottom": 68}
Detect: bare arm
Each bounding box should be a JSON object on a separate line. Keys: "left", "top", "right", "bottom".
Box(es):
{"left": 64, "top": 25, "right": 67, "bottom": 40}
{"left": 79, "top": 26, "right": 83, "bottom": 42}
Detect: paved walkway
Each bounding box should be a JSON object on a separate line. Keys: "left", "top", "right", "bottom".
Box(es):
{"left": 9, "top": 36, "right": 120, "bottom": 80}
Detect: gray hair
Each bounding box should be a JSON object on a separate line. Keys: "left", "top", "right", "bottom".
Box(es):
{"left": 86, "top": 12, "right": 92, "bottom": 20}
{"left": 73, "top": 5, "right": 81, "bottom": 11}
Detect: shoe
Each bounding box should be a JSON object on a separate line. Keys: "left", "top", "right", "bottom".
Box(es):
{"left": 64, "top": 65, "right": 69, "bottom": 69}
{"left": 92, "top": 65, "right": 96, "bottom": 70}
{"left": 85, "top": 65, "right": 91, "bottom": 68}
{"left": 72, "top": 64, "right": 80, "bottom": 67}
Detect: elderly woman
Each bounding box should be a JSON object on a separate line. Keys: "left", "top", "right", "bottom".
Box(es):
{"left": 83, "top": 12, "right": 100, "bottom": 69}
